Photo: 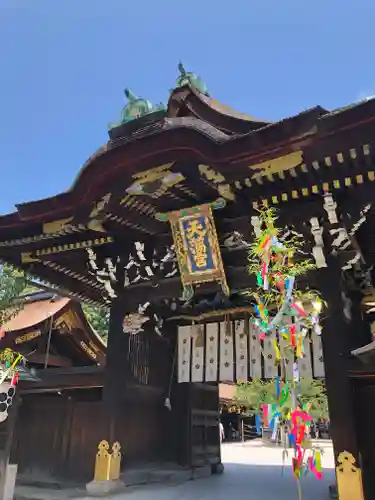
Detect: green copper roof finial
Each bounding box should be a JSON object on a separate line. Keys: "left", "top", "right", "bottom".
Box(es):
{"left": 124, "top": 88, "right": 138, "bottom": 102}
{"left": 178, "top": 61, "right": 186, "bottom": 77}
{"left": 108, "top": 88, "right": 167, "bottom": 131}
{"left": 174, "top": 61, "right": 210, "bottom": 96}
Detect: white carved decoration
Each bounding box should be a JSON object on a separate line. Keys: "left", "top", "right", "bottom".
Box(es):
{"left": 159, "top": 246, "right": 179, "bottom": 278}
{"left": 88, "top": 241, "right": 179, "bottom": 294}
{"left": 122, "top": 302, "right": 150, "bottom": 335}
{"left": 123, "top": 242, "right": 178, "bottom": 286}
{"left": 103, "top": 281, "right": 117, "bottom": 299}
{"left": 323, "top": 193, "right": 338, "bottom": 224}
{"left": 135, "top": 241, "right": 146, "bottom": 261}
{"left": 223, "top": 232, "right": 250, "bottom": 250}
{"left": 122, "top": 313, "right": 149, "bottom": 335}
{"left": 324, "top": 198, "right": 370, "bottom": 270}
{"left": 87, "top": 248, "right": 117, "bottom": 300}
{"left": 330, "top": 228, "right": 351, "bottom": 250}
{"left": 251, "top": 216, "right": 262, "bottom": 237}
{"left": 349, "top": 203, "right": 371, "bottom": 236}
{"left": 153, "top": 313, "right": 164, "bottom": 336}
{"left": 87, "top": 248, "right": 99, "bottom": 270}
{"left": 342, "top": 253, "right": 362, "bottom": 271}
{"left": 310, "top": 217, "right": 327, "bottom": 268}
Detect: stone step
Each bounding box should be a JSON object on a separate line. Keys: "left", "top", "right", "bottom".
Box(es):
{"left": 15, "top": 485, "right": 85, "bottom": 500}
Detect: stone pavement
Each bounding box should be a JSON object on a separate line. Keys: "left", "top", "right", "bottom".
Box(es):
{"left": 78, "top": 440, "right": 335, "bottom": 500}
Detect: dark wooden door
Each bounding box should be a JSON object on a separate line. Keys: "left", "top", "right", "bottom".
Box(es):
{"left": 14, "top": 394, "right": 68, "bottom": 479}
{"left": 189, "top": 383, "right": 220, "bottom": 468}
{"left": 64, "top": 400, "right": 107, "bottom": 481}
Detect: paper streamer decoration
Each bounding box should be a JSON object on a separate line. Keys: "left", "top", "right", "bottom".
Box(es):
{"left": 235, "top": 320, "right": 248, "bottom": 381}
{"left": 263, "top": 329, "right": 278, "bottom": 379}
{"left": 178, "top": 326, "right": 191, "bottom": 383}
{"left": 219, "top": 322, "right": 234, "bottom": 381}
{"left": 249, "top": 322, "right": 262, "bottom": 378}
{"left": 311, "top": 329, "right": 325, "bottom": 378}
{"left": 191, "top": 325, "right": 204, "bottom": 382}
{"left": 205, "top": 323, "right": 219, "bottom": 382}
{"left": 177, "top": 320, "right": 323, "bottom": 382}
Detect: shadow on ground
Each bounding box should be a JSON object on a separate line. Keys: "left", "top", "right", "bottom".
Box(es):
{"left": 16, "top": 441, "right": 336, "bottom": 500}
{"left": 78, "top": 463, "right": 335, "bottom": 500}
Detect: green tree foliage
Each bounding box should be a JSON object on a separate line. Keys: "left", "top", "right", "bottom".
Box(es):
{"left": 82, "top": 304, "right": 109, "bottom": 342}
{"left": 0, "top": 263, "right": 27, "bottom": 326}
{"left": 235, "top": 378, "right": 329, "bottom": 420}
{"left": 297, "top": 377, "right": 329, "bottom": 420}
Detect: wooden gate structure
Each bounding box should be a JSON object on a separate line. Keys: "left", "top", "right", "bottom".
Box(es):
{"left": 1, "top": 64, "right": 375, "bottom": 496}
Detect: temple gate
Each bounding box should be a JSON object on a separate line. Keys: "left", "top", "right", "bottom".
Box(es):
{"left": 0, "top": 64, "right": 374, "bottom": 497}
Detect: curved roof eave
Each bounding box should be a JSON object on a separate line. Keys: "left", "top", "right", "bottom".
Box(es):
{"left": 3, "top": 97, "right": 375, "bottom": 227}
{"left": 192, "top": 86, "right": 271, "bottom": 124}
{"left": 2, "top": 297, "right": 70, "bottom": 332}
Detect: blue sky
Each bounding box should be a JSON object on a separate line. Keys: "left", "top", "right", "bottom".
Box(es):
{"left": 0, "top": 0, "right": 373, "bottom": 215}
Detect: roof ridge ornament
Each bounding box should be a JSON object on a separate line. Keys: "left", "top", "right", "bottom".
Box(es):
{"left": 174, "top": 61, "right": 210, "bottom": 96}
{"left": 108, "top": 88, "right": 167, "bottom": 131}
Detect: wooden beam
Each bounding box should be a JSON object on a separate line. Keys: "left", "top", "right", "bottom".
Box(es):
{"left": 118, "top": 267, "right": 257, "bottom": 309}
{"left": 108, "top": 208, "right": 165, "bottom": 236}
{"left": 25, "top": 280, "right": 82, "bottom": 303}
{"left": 19, "top": 367, "right": 163, "bottom": 400}
{"left": 19, "top": 373, "right": 103, "bottom": 393}
{"left": 26, "top": 352, "right": 73, "bottom": 368}
{"left": 118, "top": 262, "right": 319, "bottom": 310}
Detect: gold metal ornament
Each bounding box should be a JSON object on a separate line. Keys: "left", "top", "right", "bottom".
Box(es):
{"left": 336, "top": 451, "right": 364, "bottom": 500}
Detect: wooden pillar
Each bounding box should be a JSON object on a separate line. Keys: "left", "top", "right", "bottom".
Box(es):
{"left": 0, "top": 394, "right": 20, "bottom": 500}
{"left": 347, "top": 288, "right": 374, "bottom": 499}
{"left": 170, "top": 378, "right": 191, "bottom": 466}
{"left": 103, "top": 299, "right": 130, "bottom": 442}
{"left": 318, "top": 255, "right": 358, "bottom": 461}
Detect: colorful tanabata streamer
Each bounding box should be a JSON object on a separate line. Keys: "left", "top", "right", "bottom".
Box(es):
{"left": 0, "top": 348, "right": 26, "bottom": 386}
{"left": 255, "top": 414, "right": 262, "bottom": 435}
{"left": 259, "top": 379, "right": 323, "bottom": 482}
{"left": 250, "top": 212, "right": 324, "bottom": 498}
{"left": 252, "top": 222, "right": 323, "bottom": 372}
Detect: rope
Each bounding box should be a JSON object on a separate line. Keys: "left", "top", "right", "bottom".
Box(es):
{"left": 164, "top": 340, "right": 178, "bottom": 410}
